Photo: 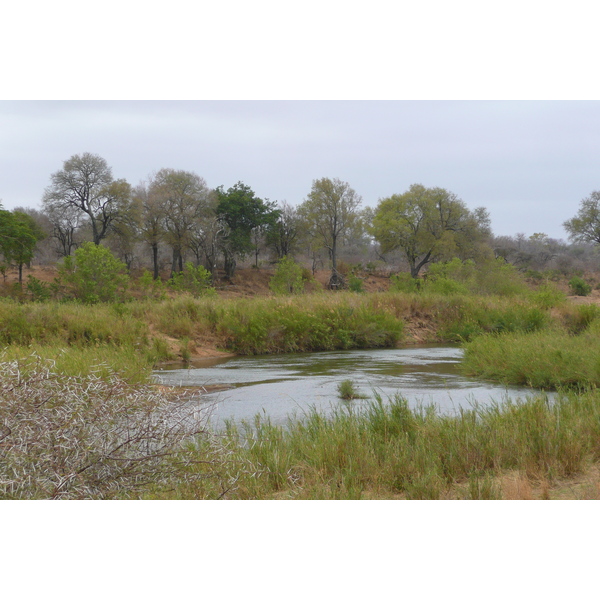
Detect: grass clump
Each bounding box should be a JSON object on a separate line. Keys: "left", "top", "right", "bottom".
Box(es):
{"left": 337, "top": 379, "right": 368, "bottom": 400}
{"left": 461, "top": 326, "right": 600, "bottom": 390}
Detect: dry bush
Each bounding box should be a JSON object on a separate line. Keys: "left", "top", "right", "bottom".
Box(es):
{"left": 0, "top": 355, "right": 217, "bottom": 499}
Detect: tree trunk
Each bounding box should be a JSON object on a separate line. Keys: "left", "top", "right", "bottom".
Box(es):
{"left": 152, "top": 243, "right": 159, "bottom": 280}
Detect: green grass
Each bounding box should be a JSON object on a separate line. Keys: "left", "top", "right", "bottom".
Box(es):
{"left": 161, "top": 388, "right": 600, "bottom": 499}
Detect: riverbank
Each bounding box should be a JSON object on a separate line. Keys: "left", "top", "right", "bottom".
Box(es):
{"left": 4, "top": 285, "right": 600, "bottom": 499}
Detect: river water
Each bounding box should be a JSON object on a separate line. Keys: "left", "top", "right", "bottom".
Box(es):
{"left": 154, "top": 345, "right": 543, "bottom": 428}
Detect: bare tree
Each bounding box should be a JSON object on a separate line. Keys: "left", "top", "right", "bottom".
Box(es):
{"left": 42, "top": 153, "right": 133, "bottom": 246}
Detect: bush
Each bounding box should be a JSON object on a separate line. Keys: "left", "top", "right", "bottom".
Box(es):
{"left": 269, "top": 256, "right": 306, "bottom": 295}
{"left": 58, "top": 242, "right": 130, "bottom": 303}
{"left": 390, "top": 272, "right": 421, "bottom": 293}
{"left": 569, "top": 276, "right": 592, "bottom": 296}
{"left": 169, "top": 263, "right": 215, "bottom": 298}
{"left": 137, "top": 270, "right": 167, "bottom": 300}
{"left": 0, "top": 355, "right": 215, "bottom": 499}
{"left": 347, "top": 274, "right": 364, "bottom": 293}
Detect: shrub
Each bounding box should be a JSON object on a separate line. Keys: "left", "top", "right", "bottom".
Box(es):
{"left": 138, "top": 270, "right": 167, "bottom": 300}
{"left": 390, "top": 272, "right": 421, "bottom": 293}
{"left": 530, "top": 283, "right": 566, "bottom": 309}
{"left": 0, "top": 355, "right": 215, "bottom": 499}
{"left": 168, "top": 263, "right": 215, "bottom": 298}
{"left": 25, "top": 276, "right": 52, "bottom": 302}
{"left": 347, "top": 274, "right": 364, "bottom": 293}
{"left": 569, "top": 276, "right": 592, "bottom": 296}
{"left": 58, "top": 242, "right": 130, "bottom": 303}
{"left": 269, "top": 256, "right": 305, "bottom": 295}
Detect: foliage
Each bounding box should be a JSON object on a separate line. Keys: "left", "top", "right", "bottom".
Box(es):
{"left": 569, "top": 276, "right": 592, "bottom": 296}
{"left": 390, "top": 272, "right": 421, "bottom": 293}
{"left": 529, "top": 283, "right": 566, "bottom": 309}
{"left": 216, "top": 182, "right": 279, "bottom": 277}
{"left": 137, "top": 269, "right": 167, "bottom": 300}
{"left": 57, "top": 242, "right": 130, "bottom": 303}
{"left": 347, "top": 273, "right": 364, "bottom": 293}
{"left": 563, "top": 190, "right": 600, "bottom": 245}
{"left": 371, "top": 184, "right": 491, "bottom": 278}
{"left": 168, "top": 262, "right": 216, "bottom": 297}
{"left": 25, "top": 276, "right": 52, "bottom": 302}
{"left": 0, "top": 207, "right": 43, "bottom": 282}
{"left": 269, "top": 256, "right": 306, "bottom": 295}
{"left": 0, "top": 355, "right": 215, "bottom": 499}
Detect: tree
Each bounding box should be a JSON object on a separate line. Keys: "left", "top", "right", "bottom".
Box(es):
{"left": 564, "top": 191, "right": 600, "bottom": 245}
{"left": 215, "top": 182, "right": 279, "bottom": 277}
{"left": 298, "top": 178, "right": 362, "bottom": 288}
{"left": 371, "top": 184, "right": 490, "bottom": 278}
{"left": 42, "top": 152, "right": 133, "bottom": 246}
{"left": 265, "top": 201, "right": 303, "bottom": 259}
{"left": 148, "top": 169, "right": 212, "bottom": 275}
{"left": 0, "top": 206, "right": 45, "bottom": 283}
{"left": 42, "top": 197, "right": 83, "bottom": 257}
{"left": 10, "top": 211, "right": 46, "bottom": 282}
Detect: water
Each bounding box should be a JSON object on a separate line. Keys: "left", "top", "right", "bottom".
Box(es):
{"left": 154, "top": 345, "right": 544, "bottom": 428}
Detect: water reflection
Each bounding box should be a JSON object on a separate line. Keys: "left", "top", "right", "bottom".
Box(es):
{"left": 154, "top": 345, "right": 542, "bottom": 428}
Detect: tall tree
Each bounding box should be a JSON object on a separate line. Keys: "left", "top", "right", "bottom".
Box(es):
{"left": 215, "top": 182, "right": 279, "bottom": 277}
{"left": 298, "top": 177, "right": 362, "bottom": 288}
{"left": 371, "top": 184, "right": 490, "bottom": 278}
{"left": 0, "top": 207, "right": 44, "bottom": 283}
{"left": 42, "top": 153, "right": 132, "bottom": 246}
{"left": 265, "top": 201, "right": 302, "bottom": 259}
{"left": 149, "top": 169, "right": 212, "bottom": 275}
{"left": 564, "top": 190, "right": 600, "bottom": 245}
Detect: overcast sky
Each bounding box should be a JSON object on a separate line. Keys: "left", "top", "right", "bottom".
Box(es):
{"left": 1, "top": 99, "right": 599, "bottom": 241}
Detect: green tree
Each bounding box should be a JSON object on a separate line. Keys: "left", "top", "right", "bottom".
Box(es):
{"left": 216, "top": 182, "right": 279, "bottom": 277}
{"left": 298, "top": 178, "right": 363, "bottom": 289}
{"left": 42, "top": 153, "right": 133, "bottom": 246}
{"left": 10, "top": 211, "right": 46, "bottom": 282}
{"left": 58, "top": 242, "right": 129, "bottom": 303}
{"left": 0, "top": 207, "right": 45, "bottom": 283}
{"left": 371, "top": 184, "right": 490, "bottom": 278}
{"left": 564, "top": 190, "right": 600, "bottom": 244}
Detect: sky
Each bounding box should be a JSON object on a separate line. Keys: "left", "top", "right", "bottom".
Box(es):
{"left": 1, "top": 99, "right": 599, "bottom": 241}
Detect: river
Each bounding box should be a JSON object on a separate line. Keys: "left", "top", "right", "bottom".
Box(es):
{"left": 154, "top": 344, "right": 545, "bottom": 428}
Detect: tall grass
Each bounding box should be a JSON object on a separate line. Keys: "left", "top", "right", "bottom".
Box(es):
{"left": 462, "top": 327, "right": 600, "bottom": 390}
{"left": 172, "top": 388, "right": 600, "bottom": 500}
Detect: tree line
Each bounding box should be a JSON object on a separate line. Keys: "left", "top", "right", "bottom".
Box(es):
{"left": 3, "top": 151, "right": 600, "bottom": 286}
